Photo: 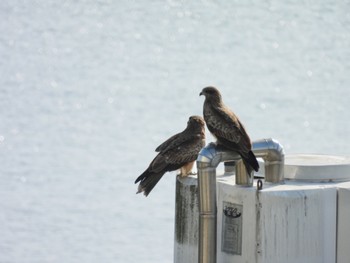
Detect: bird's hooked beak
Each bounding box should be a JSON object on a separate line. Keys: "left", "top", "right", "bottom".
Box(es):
{"left": 199, "top": 91, "right": 203, "bottom": 96}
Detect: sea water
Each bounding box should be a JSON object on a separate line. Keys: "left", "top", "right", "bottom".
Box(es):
{"left": 0, "top": 1, "right": 349, "bottom": 262}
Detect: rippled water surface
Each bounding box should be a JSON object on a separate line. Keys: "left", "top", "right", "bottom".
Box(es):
{"left": 0, "top": 1, "right": 349, "bottom": 262}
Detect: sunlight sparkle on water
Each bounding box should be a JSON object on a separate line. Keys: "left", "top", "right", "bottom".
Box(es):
{"left": 273, "top": 42, "right": 279, "bottom": 49}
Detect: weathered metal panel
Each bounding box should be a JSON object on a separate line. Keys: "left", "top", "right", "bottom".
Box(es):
{"left": 174, "top": 175, "right": 198, "bottom": 263}
{"left": 174, "top": 174, "right": 341, "bottom": 263}
{"left": 217, "top": 180, "right": 257, "bottom": 263}
{"left": 258, "top": 186, "right": 336, "bottom": 263}
{"left": 337, "top": 184, "right": 350, "bottom": 263}
{"left": 217, "top": 178, "right": 337, "bottom": 263}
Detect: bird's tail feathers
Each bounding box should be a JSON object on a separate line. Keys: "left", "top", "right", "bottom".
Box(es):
{"left": 242, "top": 150, "right": 259, "bottom": 175}
{"left": 134, "top": 169, "right": 147, "bottom": 184}
{"left": 135, "top": 171, "right": 165, "bottom": 197}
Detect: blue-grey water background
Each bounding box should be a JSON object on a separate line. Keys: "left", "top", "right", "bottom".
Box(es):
{"left": 0, "top": 1, "right": 349, "bottom": 262}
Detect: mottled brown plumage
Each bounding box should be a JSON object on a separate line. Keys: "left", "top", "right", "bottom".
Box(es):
{"left": 200, "top": 86, "right": 259, "bottom": 175}
{"left": 135, "top": 116, "right": 206, "bottom": 196}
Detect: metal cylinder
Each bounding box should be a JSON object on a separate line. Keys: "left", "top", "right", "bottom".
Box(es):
{"left": 252, "top": 138, "right": 284, "bottom": 183}
{"left": 198, "top": 214, "right": 216, "bottom": 263}
{"left": 224, "top": 161, "right": 235, "bottom": 175}
{"left": 235, "top": 159, "right": 254, "bottom": 186}
{"left": 265, "top": 161, "right": 284, "bottom": 183}
{"left": 197, "top": 162, "right": 217, "bottom": 263}
{"left": 195, "top": 139, "right": 284, "bottom": 263}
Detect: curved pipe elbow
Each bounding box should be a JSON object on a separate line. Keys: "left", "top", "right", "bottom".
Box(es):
{"left": 196, "top": 138, "right": 284, "bottom": 263}
{"left": 197, "top": 138, "right": 285, "bottom": 183}
{"left": 253, "top": 138, "right": 285, "bottom": 183}
{"left": 253, "top": 138, "right": 284, "bottom": 162}
{"left": 197, "top": 142, "right": 241, "bottom": 169}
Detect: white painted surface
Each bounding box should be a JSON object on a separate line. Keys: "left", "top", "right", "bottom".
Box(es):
{"left": 175, "top": 173, "right": 343, "bottom": 263}
{"left": 336, "top": 182, "right": 350, "bottom": 263}
{"left": 174, "top": 176, "right": 198, "bottom": 263}
{"left": 217, "top": 179, "right": 257, "bottom": 263}
{"left": 257, "top": 185, "right": 336, "bottom": 263}
{"left": 217, "top": 176, "right": 337, "bottom": 263}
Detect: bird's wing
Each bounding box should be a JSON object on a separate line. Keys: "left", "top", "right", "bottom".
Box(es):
{"left": 151, "top": 134, "right": 204, "bottom": 171}
{"left": 164, "top": 136, "right": 205, "bottom": 164}
{"left": 206, "top": 105, "right": 251, "bottom": 153}
{"left": 155, "top": 130, "right": 201, "bottom": 153}
{"left": 155, "top": 132, "right": 185, "bottom": 152}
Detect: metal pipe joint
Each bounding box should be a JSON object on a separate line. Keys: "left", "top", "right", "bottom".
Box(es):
{"left": 196, "top": 138, "right": 284, "bottom": 263}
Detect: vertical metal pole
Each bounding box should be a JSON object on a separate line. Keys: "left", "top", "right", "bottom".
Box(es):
{"left": 197, "top": 165, "right": 217, "bottom": 263}
{"left": 235, "top": 159, "right": 254, "bottom": 186}
{"left": 195, "top": 139, "right": 284, "bottom": 263}
{"left": 224, "top": 161, "right": 235, "bottom": 175}
{"left": 253, "top": 138, "right": 284, "bottom": 183}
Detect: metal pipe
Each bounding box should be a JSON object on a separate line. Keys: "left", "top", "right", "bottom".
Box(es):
{"left": 224, "top": 161, "right": 235, "bottom": 175}
{"left": 235, "top": 159, "right": 254, "bottom": 186}
{"left": 196, "top": 138, "right": 284, "bottom": 263}
{"left": 252, "top": 138, "right": 285, "bottom": 183}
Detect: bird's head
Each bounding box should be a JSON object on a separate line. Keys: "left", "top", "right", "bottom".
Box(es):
{"left": 187, "top": 115, "right": 206, "bottom": 133}
{"left": 199, "top": 86, "right": 222, "bottom": 103}
{"left": 188, "top": 115, "right": 205, "bottom": 127}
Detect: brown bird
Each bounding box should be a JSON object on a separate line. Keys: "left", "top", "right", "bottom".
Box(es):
{"left": 135, "top": 115, "right": 206, "bottom": 196}
{"left": 200, "top": 86, "right": 259, "bottom": 175}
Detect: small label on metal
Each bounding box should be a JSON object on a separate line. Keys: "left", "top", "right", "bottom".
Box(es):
{"left": 221, "top": 202, "right": 243, "bottom": 255}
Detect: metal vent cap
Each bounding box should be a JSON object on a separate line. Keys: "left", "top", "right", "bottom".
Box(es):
{"left": 283, "top": 154, "right": 350, "bottom": 182}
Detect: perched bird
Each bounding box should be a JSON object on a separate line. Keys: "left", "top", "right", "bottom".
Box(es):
{"left": 200, "top": 86, "right": 259, "bottom": 175}
{"left": 135, "top": 116, "right": 206, "bottom": 196}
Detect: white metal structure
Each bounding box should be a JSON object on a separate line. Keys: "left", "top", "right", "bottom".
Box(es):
{"left": 174, "top": 146, "right": 350, "bottom": 263}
